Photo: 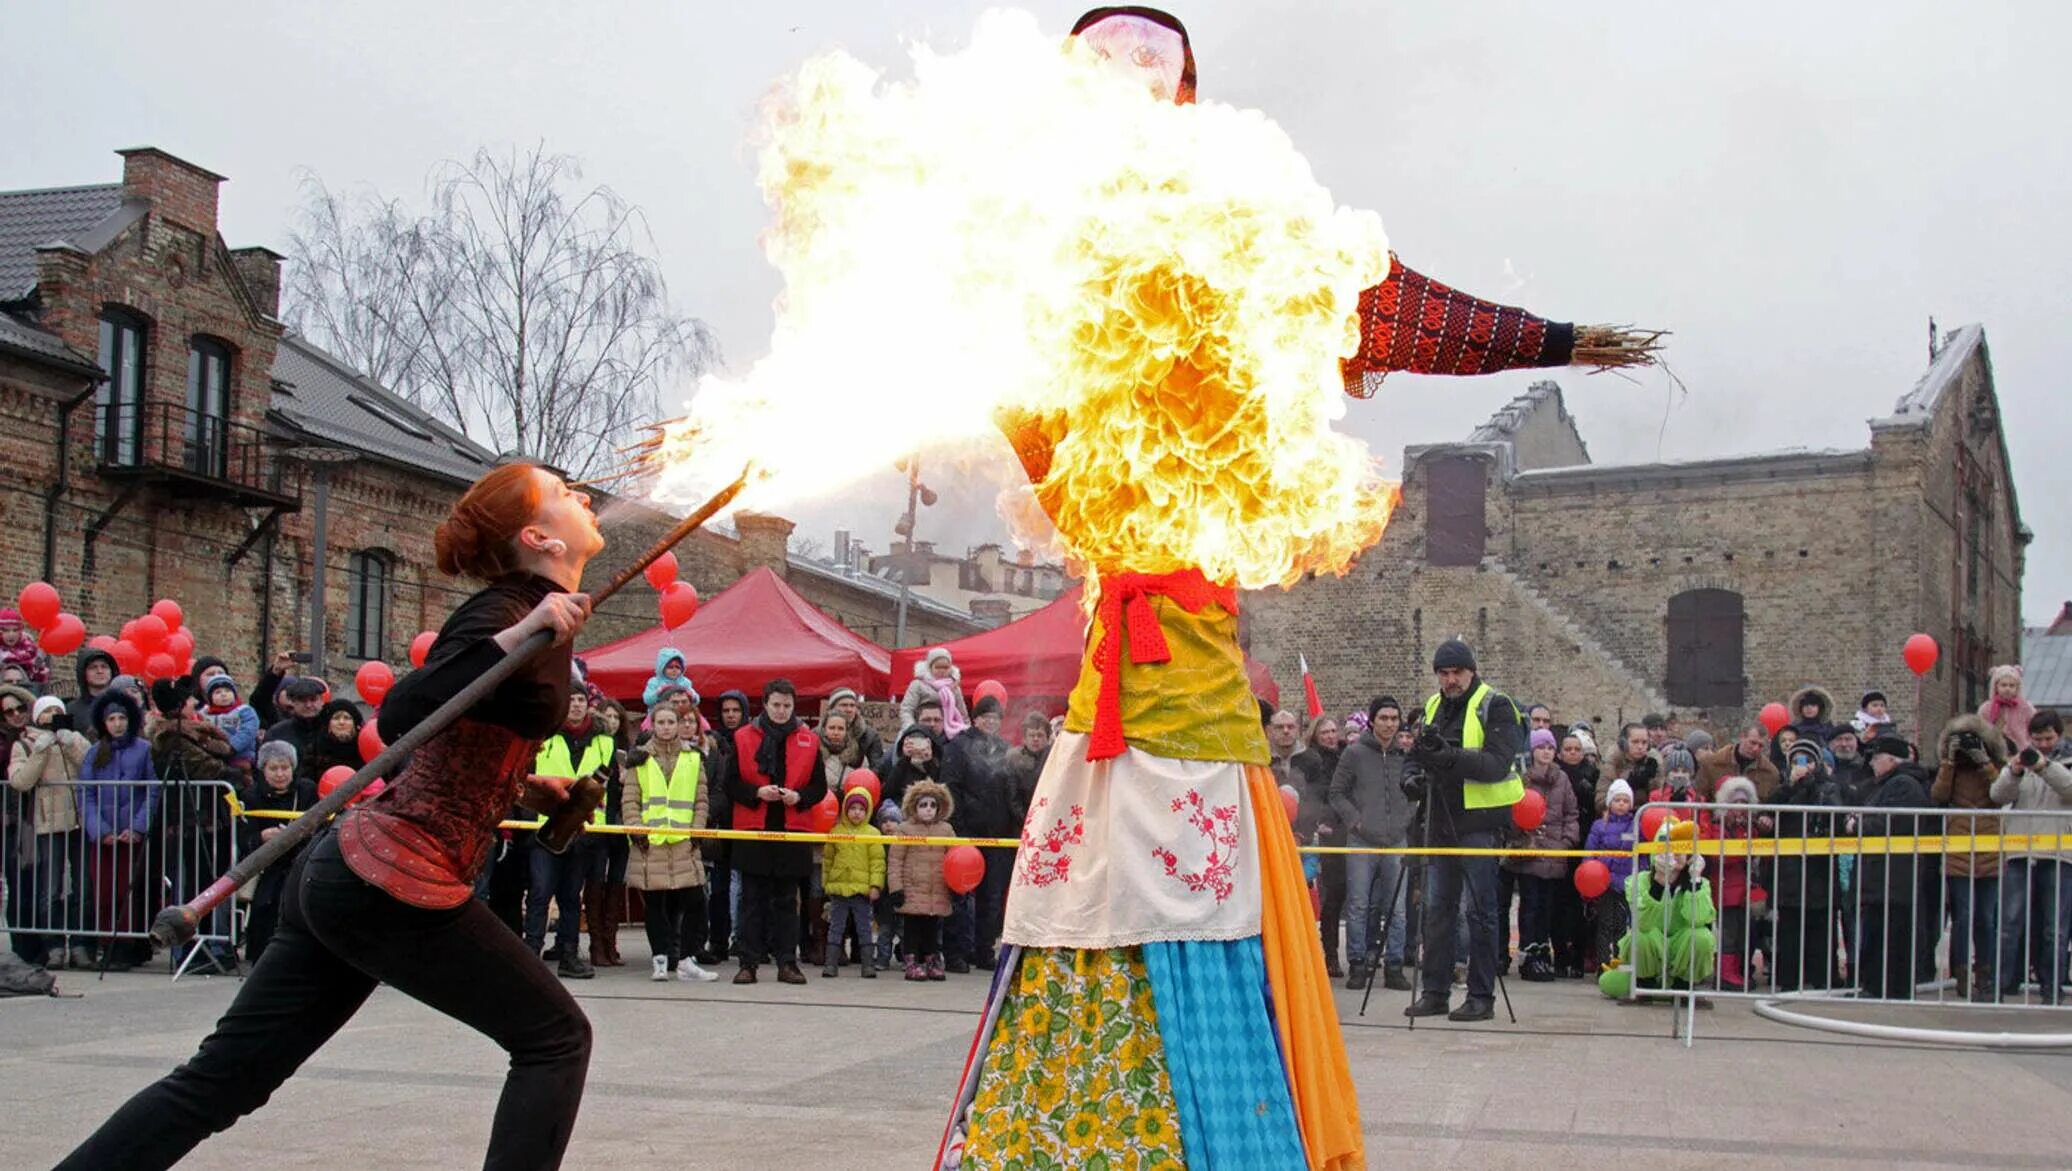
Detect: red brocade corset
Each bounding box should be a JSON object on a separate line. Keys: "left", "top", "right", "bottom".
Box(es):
{"left": 338, "top": 718, "right": 535, "bottom": 909}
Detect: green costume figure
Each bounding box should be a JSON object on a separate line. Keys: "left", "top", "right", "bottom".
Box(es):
{"left": 1599, "top": 820, "right": 1717, "bottom": 998}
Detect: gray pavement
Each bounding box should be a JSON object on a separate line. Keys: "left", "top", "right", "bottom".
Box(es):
{"left": 5, "top": 944, "right": 2071, "bottom": 1169}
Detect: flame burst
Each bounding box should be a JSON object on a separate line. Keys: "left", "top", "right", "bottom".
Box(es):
{"left": 652, "top": 10, "right": 1397, "bottom": 589}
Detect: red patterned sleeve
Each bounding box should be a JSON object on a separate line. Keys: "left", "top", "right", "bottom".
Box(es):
{"left": 1340, "top": 255, "right": 1576, "bottom": 396}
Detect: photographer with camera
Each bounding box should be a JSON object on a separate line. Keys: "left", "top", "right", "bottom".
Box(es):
{"left": 1991, "top": 710, "right": 2071, "bottom": 1002}
{"left": 1931, "top": 714, "right": 2009, "bottom": 1000}
{"left": 1403, "top": 639, "right": 1525, "bottom": 1023}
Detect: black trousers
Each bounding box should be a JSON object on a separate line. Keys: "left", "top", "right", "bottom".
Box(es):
{"left": 643, "top": 886, "right": 708, "bottom": 967}
{"left": 58, "top": 833, "right": 592, "bottom": 1171}
{"left": 970, "top": 845, "right": 1017, "bottom": 961}
{"left": 735, "top": 871, "right": 804, "bottom": 966}
{"left": 1773, "top": 903, "right": 1837, "bottom": 991}
{"left": 1857, "top": 904, "right": 1918, "bottom": 1000}
{"left": 1316, "top": 852, "right": 1347, "bottom": 965}
{"left": 904, "top": 912, "right": 945, "bottom": 956}
{"left": 706, "top": 861, "right": 734, "bottom": 956}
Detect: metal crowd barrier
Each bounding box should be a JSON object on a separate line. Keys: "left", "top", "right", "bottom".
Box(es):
{"left": 1625, "top": 800, "right": 2072, "bottom": 1043}
{"left": 2, "top": 778, "right": 242, "bottom": 981}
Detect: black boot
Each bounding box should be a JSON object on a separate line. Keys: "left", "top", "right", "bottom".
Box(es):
{"left": 1403, "top": 993, "right": 1450, "bottom": 1018}
{"left": 1383, "top": 964, "right": 1413, "bottom": 991}
{"left": 1448, "top": 996, "right": 1494, "bottom": 1022}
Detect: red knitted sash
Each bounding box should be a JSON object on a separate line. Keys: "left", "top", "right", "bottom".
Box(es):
{"left": 1085, "top": 568, "right": 1238, "bottom": 762}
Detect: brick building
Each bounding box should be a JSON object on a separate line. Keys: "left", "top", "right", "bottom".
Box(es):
{"left": 1, "top": 147, "right": 979, "bottom": 706}
{"left": 1247, "top": 333, "right": 2027, "bottom": 747}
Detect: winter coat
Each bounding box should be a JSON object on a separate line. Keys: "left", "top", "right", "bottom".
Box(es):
{"left": 78, "top": 690, "right": 157, "bottom": 840}
{"left": 264, "top": 714, "right": 325, "bottom": 772}
{"left": 1595, "top": 747, "right": 1660, "bottom": 812}
{"left": 1557, "top": 757, "right": 1600, "bottom": 835}
{"left": 1855, "top": 762, "right": 1933, "bottom": 904}
{"left": 900, "top": 665, "right": 969, "bottom": 736}
{"left": 642, "top": 647, "right": 692, "bottom": 708}
{"left": 1771, "top": 763, "right": 1843, "bottom": 907}
{"left": 945, "top": 726, "right": 1018, "bottom": 839}
{"left": 1289, "top": 746, "right": 1342, "bottom": 846}
{"left": 1787, "top": 686, "right": 1838, "bottom": 745}
{"left": 820, "top": 727, "right": 869, "bottom": 796}
{"left": 1990, "top": 743, "right": 2072, "bottom": 862}
{"left": 65, "top": 648, "right": 118, "bottom": 736}
{"left": 622, "top": 741, "right": 710, "bottom": 891}
{"left": 882, "top": 725, "right": 945, "bottom": 809}
{"left": 1005, "top": 743, "right": 1048, "bottom": 828}
{"left": 148, "top": 715, "right": 234, "bottom": 783}
{"left": 199, "top": 677, "right": 260, "bottom": 761}
{"left": 1696, "top": 743, "right": 1781, "bottom": 802}
{"left": 8, "top": 724, "right": 87, "bottom": 836}
{"left": 822, "top": 818, "right": 887, "bottom": 897}
{"left": 888, "top": 780, "right": 957, "bottom": 917}
{"left": 1977, "top": 665, "right": 2037, "bottom": 753}
{"left": 298, "top": 700, "right": 364, "bottom": 782}
{"left": 1585, "top": 811, "right": 1639, "bottom": 885}
{"left": 1930, "top": 714, "right": 2006, "bottom": 878}
{"left": 1505, "top": 762, "right": 1579, "bottom": 880}
{"left": 238, "top": 776, "right": 318, "bottom": 858}
{"left": 1329, "top": 732, "right": 1414, "bottom": 848}
{"left": 0, "top": 628, "right": 49, "bottom": 685}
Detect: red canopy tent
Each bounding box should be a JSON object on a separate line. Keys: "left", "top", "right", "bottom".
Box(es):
{"left": 888, "top": 586, "right": 1281, "bottom": 711}
{"left": 581, "top": 567, "right": 892, "bottom": 706}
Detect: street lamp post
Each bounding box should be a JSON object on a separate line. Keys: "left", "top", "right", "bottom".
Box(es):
{"left": 284, "top": 446, "right": 357, "bottom": 681}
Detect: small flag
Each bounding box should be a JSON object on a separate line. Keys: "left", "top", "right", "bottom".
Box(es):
{"left": 1299, "top": 653, "right": 1324, "bottom": 720}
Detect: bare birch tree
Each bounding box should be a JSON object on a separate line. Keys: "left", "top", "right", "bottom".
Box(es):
{"left": 284, "top": 144, "right": 715, "bottom": 478}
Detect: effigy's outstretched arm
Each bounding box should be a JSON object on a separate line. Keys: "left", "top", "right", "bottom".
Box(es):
{"left": 1340, "top": 254, "right": 1662, "bottom": 396}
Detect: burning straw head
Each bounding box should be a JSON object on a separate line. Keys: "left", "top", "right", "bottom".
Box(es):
{"left": 650, "top": 9, "right": 1396, "bottom": 590}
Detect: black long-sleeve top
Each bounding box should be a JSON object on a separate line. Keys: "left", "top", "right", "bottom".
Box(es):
{"left": 378, "top": 573, "right": 571, "bottom": 745}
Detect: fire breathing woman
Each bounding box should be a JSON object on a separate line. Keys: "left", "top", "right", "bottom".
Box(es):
{"left": 59, "top": 462, "right": 603, "bottom": 1171}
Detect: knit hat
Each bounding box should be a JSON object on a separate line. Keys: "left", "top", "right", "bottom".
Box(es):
{"left": 1715, "top": 776, "right": 1759, "bottom": 805}
{"left": 1860, "top": 690, "right": 1887, "bottom": 708}
{"left": 1528, "top": 728, "right": 1557, "bottom": 752}
{"left": 973, "top": 694, "right": 1004, "bottom": 719}
{"left": 256, "top": 740, "right": 298, "bottom": 771}
{"left": 32, "top": 695, "right": 67, "bottom": 723}
{"left": 1570, "top": 728, "right": 1598, "bottom": 758}
{"left": 1865, "top": 733, "right": 1913, "bottom": 760}
{"left": 843, "top": 785, "right": 873, "bottom": 812}
{"left": 1642, "top": 712, "right": 1667, "bottom": 730}
{"left": 205, "top": 676, "right": 240, "bottom": 704}
{"left": 1662, "top": 744, "right": 1696, "bottom": 777}
{"left": 151, "top": 677, "right": 192, "bottom": 717}
{"left": 828, "top": 687, "right": 860, "bottom": 708}
{"left": 1684, "top": 729, "right": 1715, "bottom": 754}
{"left": 0, "top": 608, "right": 21, "bottom": 629}
{"left": 1607, "top": 779, "right": 1634, "bottom": 805}
{"left": 1431, "top": 638, "right": 1476, "bottom": 672}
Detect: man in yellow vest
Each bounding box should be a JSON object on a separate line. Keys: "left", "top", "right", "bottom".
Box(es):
{"left": 528, "top": 689, "right": 616, "bottom": 979}
{"left": 1405, "top": 638, "right": 1525, "bottom": 1023}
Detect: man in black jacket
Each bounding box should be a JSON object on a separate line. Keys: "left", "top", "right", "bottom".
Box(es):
{"left": 262, "top": 677, "right": 328, "bottom": 763}
{"left": 1854, "top": 734, "right": 1932, "bottom": 1000}
{"left": 946, "top": 695, "right": 1017, "bottom": 970}
{"left": 1405, "top": 639, "right": 1525, "bottom": 1022}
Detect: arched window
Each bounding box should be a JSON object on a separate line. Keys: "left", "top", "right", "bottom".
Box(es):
{"left": 95, "top": 308, "right": 148, "bottom": 466}
{"left": 344, "top": 551, "right": 392, "bottom": 662}
{"left": 1665, "top": 588, "right": 1745, "bottom": 707}
{"left": 185, "top": 336, "right": 232, "bottom": 478}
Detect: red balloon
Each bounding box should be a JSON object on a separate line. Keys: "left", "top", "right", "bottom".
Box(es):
{"left": 355, "top": 660, "right": 395, "bottom": 706}
{"left": 972, "top": 679, "right": 1008, "bottom": 711}
{"left": 132, "top": 613, "right": 170, "bottom": 653}
{"left": 409, "top": 630, "right": 437, "bottom": 669}
{"left": 1574, "top": 859, "right": 1613, "bottom": 899}
{"left": 943, "top": 845, "right": 985, "bottom": 895}
{"left": 316, "top": 765, "right": 358, "bottom": 799}
{"left": 643, "top": 551, "right": 679, "bottom": 592}
{"left": 1639, "top": 806, "right": 1669, "bottom": 844}
{"left": 144, "top": 651, "right": 177, "bottom": 679}
{"left": 356, "top": 777, "right": 387, "bottom": 805}
{"left": 1758, "top": 702, "right": 1790, "bottom": 737}
{"left": 166, "top": 630, "right": 195, "bottom": 662}
{"left": 111, "top": 640, "right": 145, "bottom": 675}
{"left": 150, "top": 598, "right": 184, "bottom": 633}
{"left": 358, "top": 722, "right": 386, "bottom": 765}
{"left": 41, "top": 612, "right": 86, "bottom": 656}
{"left": 659, "top": 581, "right": 699, "bottom": 630}
{"left": 1512, "top": 788, "right": 1547, "bottom": 832}
{"left": 841, "top": 769, "right": 882, "bottom": 810}
{"left": 810, "top": 791, "right": 840, "bottom": 833}
{"left": 1278, "top": 784, "right": 1300, "bottom": 825}
{"left": 119, "top": 619, "right": 140, "bottom": 644}
{"left": 87, "top": 634, "right": 119, "bottom": 653}
{"left": 1903, "top": 632, "right": 1939, "bottom": 677}
{"left": 17, "top": 582, "right": 62, "bottom": 629}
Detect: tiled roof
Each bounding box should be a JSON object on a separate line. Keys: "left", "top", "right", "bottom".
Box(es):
{"left": 269, "top": 335, "right": 497, "bottom": 485}
{"left": 0, "top": 184, "right": 124, "bottom": 300}
{"left": 0, "top": 309, "right": 101, "bottom": 377}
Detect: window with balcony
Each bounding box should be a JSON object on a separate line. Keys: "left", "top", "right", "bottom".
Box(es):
{"left": 344, "top": 550, "right": 392, "bottom": 661}
{"left": 96, "top": 309, "right": 148, "bottom": 466}
{"left": 186, "top": 337, "right": 232, "bottom": 479}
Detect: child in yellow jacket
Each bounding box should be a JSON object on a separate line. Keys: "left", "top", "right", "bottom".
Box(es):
{"left": 821, "top": 784, "right": 886, "bottom": 978}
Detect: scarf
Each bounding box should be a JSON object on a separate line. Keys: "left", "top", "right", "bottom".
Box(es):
{"left": 930, "top": 676, "right": 969, "bottom": 739}
{"left": 753, "top": 712, "right": 800, "bottom": 787}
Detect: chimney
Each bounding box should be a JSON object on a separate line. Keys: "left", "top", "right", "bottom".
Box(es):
{"left": 2051, "top": 601, "right": 2072, "bottom": 637}
{"left": 970, "top": 597, "right": 1014, "bottom": 628}
{"left": 117, "top": 147, "right": 226, "bottom": 235}
{"left": 735, "top": 512, "right": 795, "bottom": 579}
{"left": 228, "top": 246, "right": 284, "bottom": 319}
{"left": 833, "top": 528, "right": 851, "bottom": 569}
{"left": 973, "top": 544, "right": 1002, "bottom": 592}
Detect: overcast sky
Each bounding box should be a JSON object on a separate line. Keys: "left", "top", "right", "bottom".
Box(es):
{"left": 9, "top": 1, "right": 2066, "bottom": 623}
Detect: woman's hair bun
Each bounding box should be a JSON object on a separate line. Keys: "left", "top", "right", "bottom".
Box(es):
{"left": 434, "top": 463, "right": 543, "bottom": 580}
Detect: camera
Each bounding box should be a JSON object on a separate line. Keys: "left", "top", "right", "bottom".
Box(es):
{"left": 1399, "top": 757, "right": 1428, "bottom": 802}
{"left": 1628, "top": 755, "right": 1659, "bottom": 788}
{"left": 2019, "top": 747, "right": 2042, "bottom": 769}
{"left": 1952, "top": 730, "right": 1989, "bottom": 765}
{"left": 1415, "top": 726, "right": 1446, "bottom": 757}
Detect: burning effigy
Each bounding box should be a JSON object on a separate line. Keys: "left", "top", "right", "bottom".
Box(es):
{"left": 651, "top": 8, "right": 1658, "bottom": 1169}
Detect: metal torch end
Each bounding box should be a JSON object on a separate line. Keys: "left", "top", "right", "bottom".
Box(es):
{"left": 150, "top": 905, "right": 200, "bottom": 950}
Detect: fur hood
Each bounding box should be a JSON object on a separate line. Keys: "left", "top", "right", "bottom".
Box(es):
{"left": 912, "top": 648, "right": 960, "bottom": 684}
{"left": 1790, "top": 686, "right": 1836, "bottom": 722}
{"left": 1714, "top": 776, "right": 1760, "bottom": 805}
{"left": 1938, "top": 713, "right": 2008, "bottom": 769}
{"left": 900, "top": 778, "right": 954, "bottom": 825}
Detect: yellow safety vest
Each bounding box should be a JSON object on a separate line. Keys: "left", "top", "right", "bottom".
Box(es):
{"left": 635, "top": 750, "right": 701, "bottom": 846}
{"left": 1422, "top": 683, "right": 1526, "bottom": 810}
{"left": 536, "top": 733, "right": 616, "bottom": 825}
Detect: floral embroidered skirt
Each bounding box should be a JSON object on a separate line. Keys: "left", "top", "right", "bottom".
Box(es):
{"left": 941, "top": 740, "right": 1364, "bottom": 1170}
